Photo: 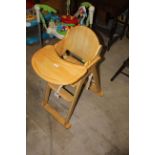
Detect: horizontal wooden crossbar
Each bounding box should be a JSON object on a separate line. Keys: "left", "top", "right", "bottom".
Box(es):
{"left": 43, "top": 103, "right": 71, "bottom": 129}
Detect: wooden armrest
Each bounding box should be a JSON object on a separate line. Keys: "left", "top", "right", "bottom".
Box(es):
{"left": 85, "top": 56, "right": 101, "bottom": 69}
{"left": 54, "top": 39, "right": 66, "bottom": 56}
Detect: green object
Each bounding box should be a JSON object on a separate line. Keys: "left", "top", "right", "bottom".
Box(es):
{"left": 35, "top": 4, "right": 57, "bottom": 13}
{"left": 80, "top": 2, "right": 94, "bottom": 27}
{"left": 56, "top": 23, "right": 75, "bottom": 36}
{"left": 57, "top": 29, "right": 67, "bottom": 36}
{"left": 81, "top": 2, "right": 93, "bottom": 8}
{"left": 35, "top": 4, "right": 57, "bottom": 29}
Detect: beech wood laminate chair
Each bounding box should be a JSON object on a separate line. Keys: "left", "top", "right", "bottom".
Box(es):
{"left": 32, "top": 25, "right": 104, "bottom": 128}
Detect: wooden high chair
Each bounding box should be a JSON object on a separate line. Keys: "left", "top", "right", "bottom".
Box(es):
{"left": 32, "top": 26, "right": 103, "bottom": 128}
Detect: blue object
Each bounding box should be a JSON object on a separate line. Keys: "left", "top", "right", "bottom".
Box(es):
{"left": 50, "top": 15, "right": 60, "bottom": 22}
{"left": 26, "top": 12, "right": 57, "bottom": 45}
{"left": 26, "top": 13, "right": 52, "bottom": 28}
{"left": 26, "top": 32, "right": 54, "bottom": 45}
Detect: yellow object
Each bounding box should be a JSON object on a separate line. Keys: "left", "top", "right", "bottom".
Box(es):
{"left": 32, "top": 26, "right": 104, "bottom": 128}
{"left": 26, "top": 15, "right": 36, "bottom": 21}
{"left": 32, "top": 45, "right": 87, "bottom": 85}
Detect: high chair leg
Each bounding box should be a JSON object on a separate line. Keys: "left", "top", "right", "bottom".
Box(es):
{"left": 65, "top": 77, "right": 86, "bottom": 126}
{"left": 42, "top": 78, "right": 86, "bottom": 129}
{"left": 42, "top": 83, "right": 72, "bottom": 128}
{"left": 42, "top": 83, "right": 51, "bottom": 106}
{"left": 89, "top": 66, "right": 103, "bottom": 96}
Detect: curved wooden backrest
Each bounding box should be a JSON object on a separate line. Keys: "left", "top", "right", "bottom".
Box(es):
{"left": 63, "top": 26, "right": 102, "bottom": 63}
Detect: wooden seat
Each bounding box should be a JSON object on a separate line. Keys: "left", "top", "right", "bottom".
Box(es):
{"left": 32, "top": 25, "right": 104, "bottom": 128}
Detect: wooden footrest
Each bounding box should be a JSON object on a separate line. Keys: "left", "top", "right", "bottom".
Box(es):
{"left": 43, "top": 103, "right": 71, "bottom": 129}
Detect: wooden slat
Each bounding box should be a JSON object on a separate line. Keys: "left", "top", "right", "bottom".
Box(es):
{"left": 43, "top": 104, "right": 71, "bottom": 129}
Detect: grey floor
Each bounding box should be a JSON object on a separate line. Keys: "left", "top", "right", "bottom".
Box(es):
{"left": 27, "top": 36, "right": 129, "bottom": 155}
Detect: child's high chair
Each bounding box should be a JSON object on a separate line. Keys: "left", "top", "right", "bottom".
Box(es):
{"left": 32, "top": 25, "right": 103, "bottom": 128}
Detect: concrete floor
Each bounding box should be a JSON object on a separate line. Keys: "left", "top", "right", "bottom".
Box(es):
{"left": 26, "top": 36, "right": 129, "bottom": 155}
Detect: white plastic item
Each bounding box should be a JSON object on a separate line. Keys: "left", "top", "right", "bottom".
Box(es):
{"left": 34, "top": 5, "right": 40, "bottom": 23}
{"left": 46, "top": 27, "right": 64, "bottom": 39}
{"left": 88, "top": 6, "right": 95, "bottom": 27}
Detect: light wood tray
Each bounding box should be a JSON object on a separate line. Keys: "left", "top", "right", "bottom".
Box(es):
{"left": 32, "top": 45, "right": 87, "bottom": 85}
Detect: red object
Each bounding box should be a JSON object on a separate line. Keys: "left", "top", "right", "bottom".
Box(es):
{"left": 26, "top": 0, "right": 35, "bottom": 9}
{"left": 61, "top": 15, "right": 79, "bottom": 24}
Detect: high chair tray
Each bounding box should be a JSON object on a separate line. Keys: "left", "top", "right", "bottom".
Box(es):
{"left": 32, "top": 45, "right": 87, "bottom": 85}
